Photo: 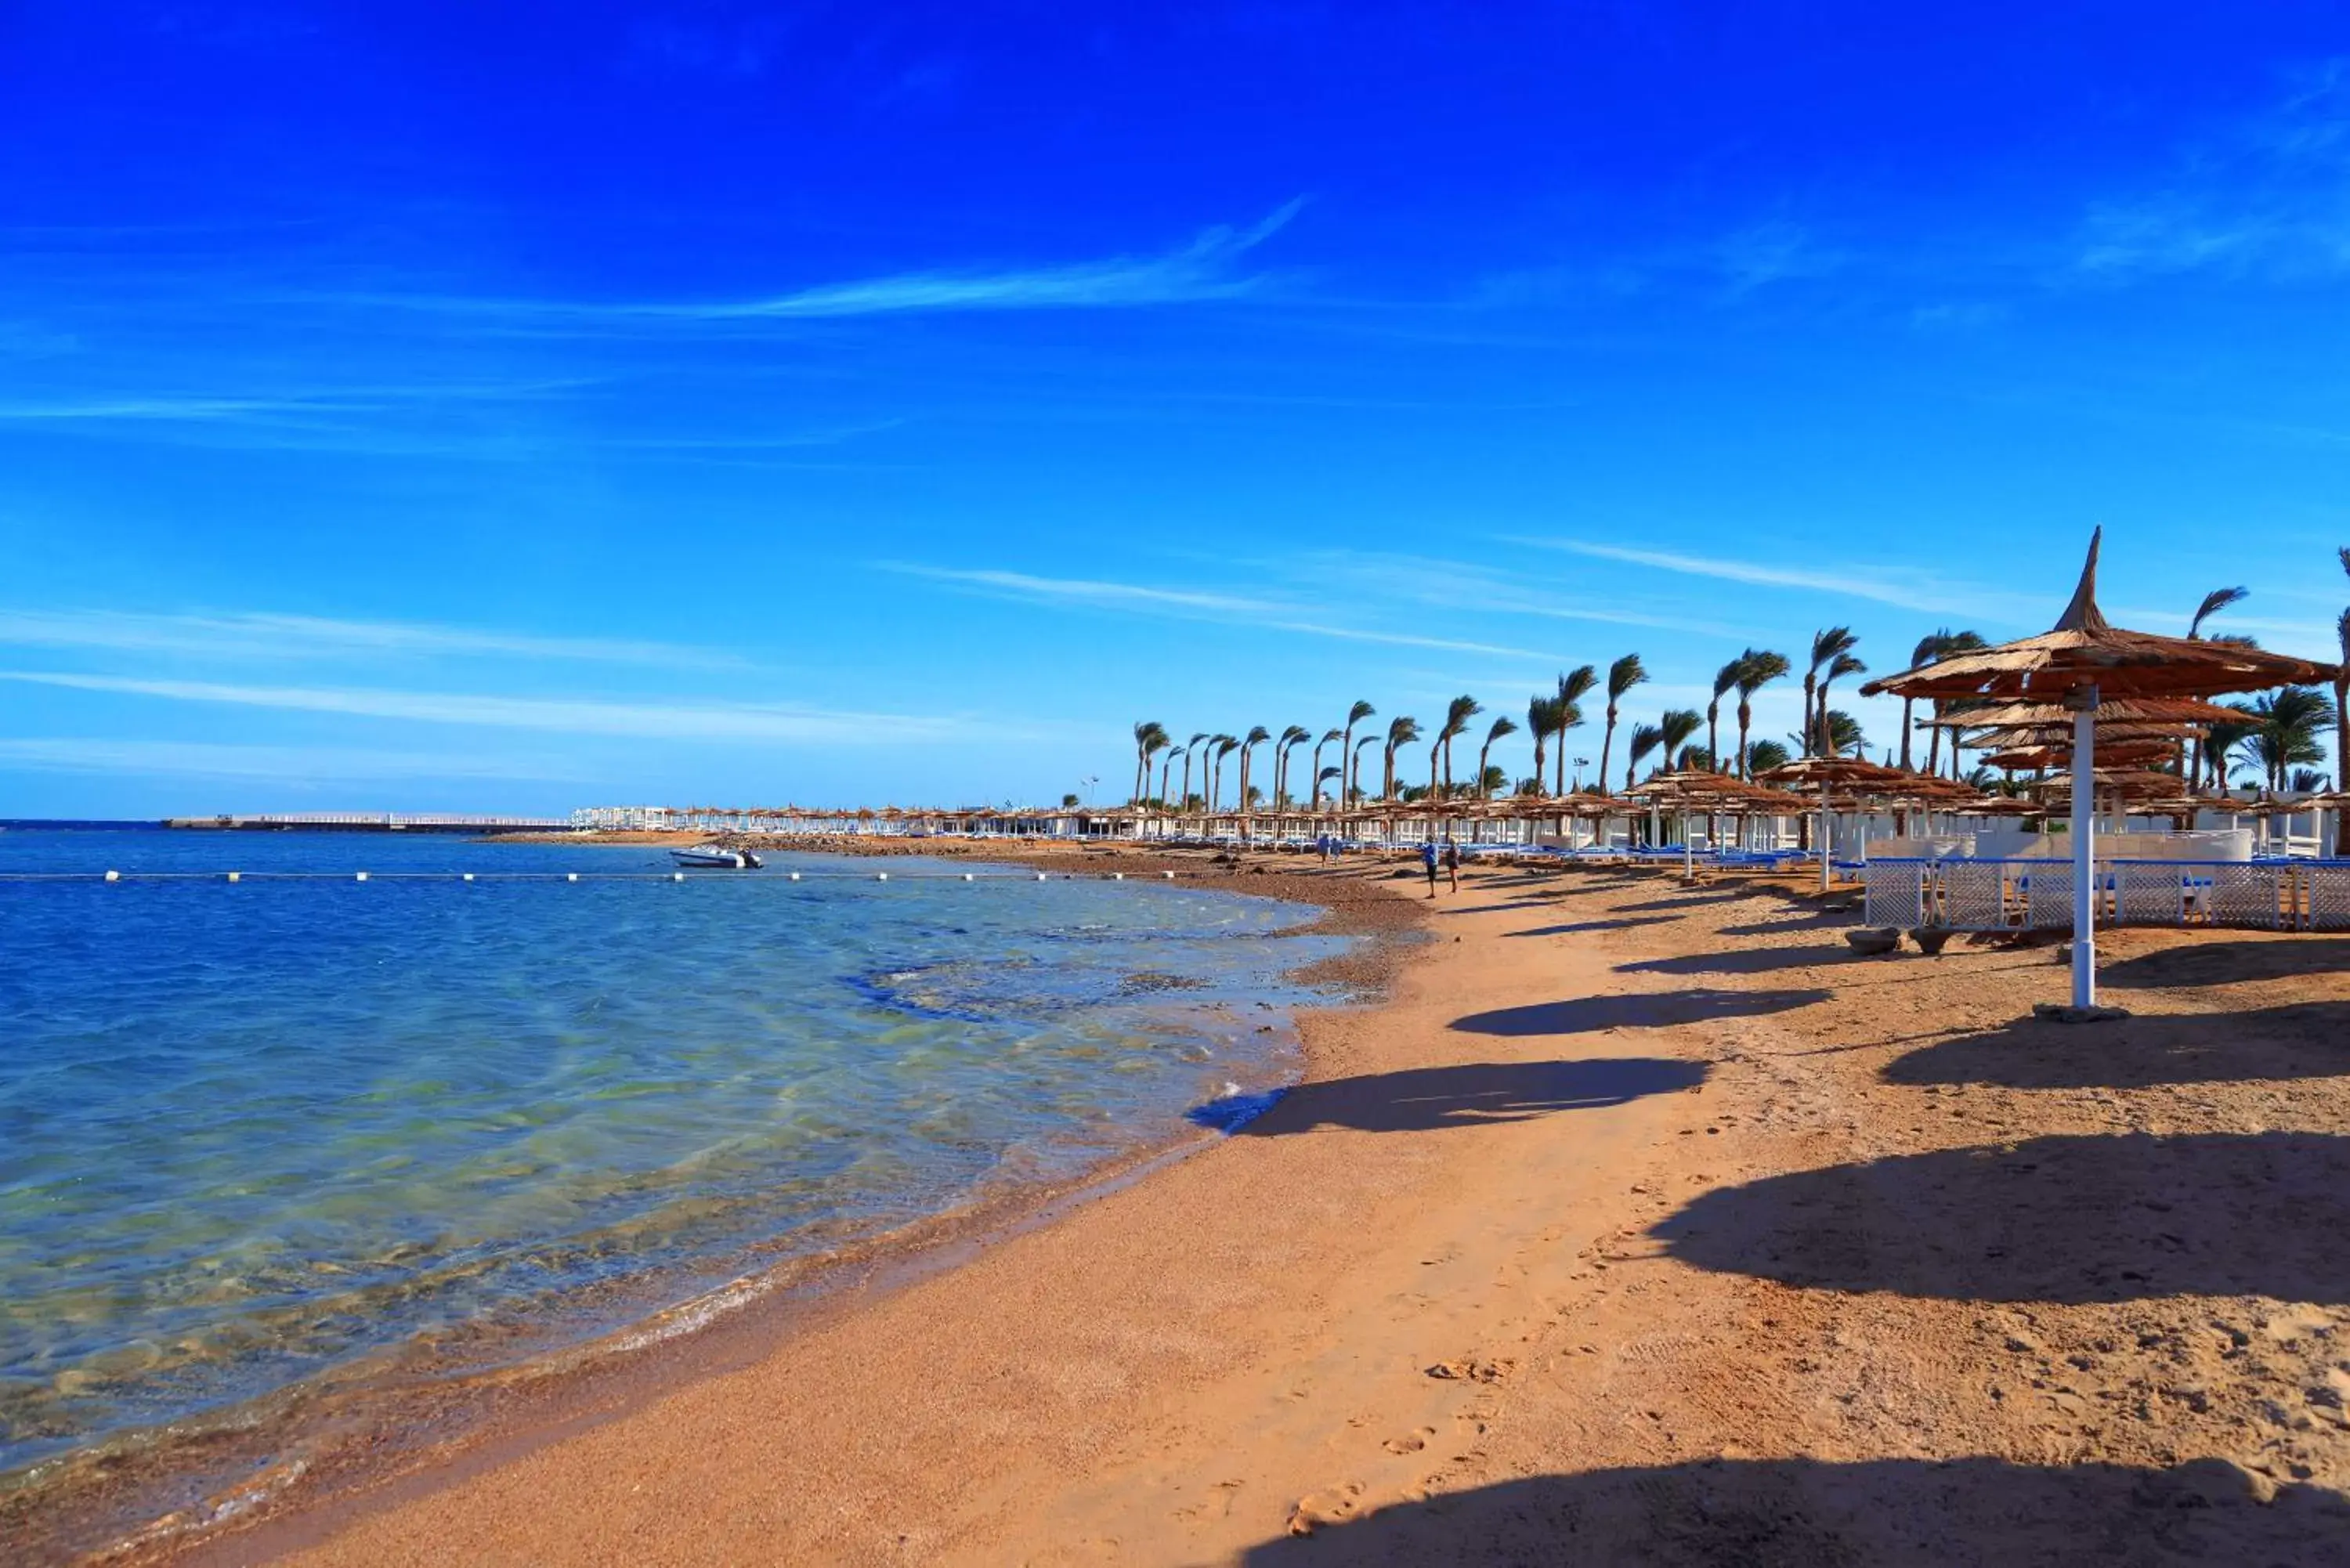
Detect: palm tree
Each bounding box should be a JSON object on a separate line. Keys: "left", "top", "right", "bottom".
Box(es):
{"left": 1437, "top": 695, "right": 1483, "bottom": 793}
{"left": 1158, "top": 746, "right": 1180, "bottom": 807}
{"left": 1597, "top": 655, "right": 1646, "bottom": 796}
{"left": 2336, "top": 549, "right": 2349, "bottom": 848}
{"left": 1658, "top": 709, "right": 1702, "bottom": 779}
{"left": 1746, "top": 738, "right": 1792, "bottom": 775}
{"left": 1340, "top": 700, "right": 1376, "bottom": 807}
{"left": 1624, "top": 722, "right": 1664, "bottom": 791}
{"left": 1206, "top": 734, "right": 1238, "bottom": 811}
{"left": 1792, "top": 710, "right": 1865, "bottom": 759}
{"left": 1476, "top": 715, "right": 1519, "bottom": 798}
{"left": 1814, "top": 649, "right": 1866, "bottom": 757}
{"left": 1802, "top": 627, "right": 1858, "bottom": 757}
{"left": 1733, "top": 649, "right": 1791, "bottom": 779}
{"left": 1917, "top": 633, "right": 1987, "bottom": 775}
{"left": 1896, "top": 631, "right": 1976, "bottom": 771}
{"left": 1274, "top": 724, "right": 1311, "bottom": 807}
{"left": 1554, "top": 667, "right": 1597, "bottom": 795}
{"left": 2247, "top": 687, "right": 2337, "bottom": 792}
{"left": 1381, "top": 717, "right": 1420, "bottom": 800}
{"left": 1351, "top": 735, "right": 1380, "bottom": 804}
{"left": 1181, "top": 732, "right": 1209, "bottom": 811}
{"left": 1526, "top": 695, "right": 1563, "bottom": 797}
{"left": 1706, "top": 658, "right": 1743, "bottom": 775}
{"left": 1235, "top": 726, "right": 1271, "bottom": 817}
{"left": 1308, "top": 728, "right": 1342, "bottom": 809}
{"left": 2189, "top": 585, "right": 2249, "bottom": 640}
{"left": 2206, "top": 706, "right": 2260, "bottom": 793}
{"left": 1130, "top": 721, "right": 1169, "bottom": 805}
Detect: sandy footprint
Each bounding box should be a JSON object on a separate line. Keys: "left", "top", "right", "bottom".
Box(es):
{"left": 1286, "top": 1481, "right": 1365, "bottom": 1535}
{"left": 1381, "top": 1426, "right": 1434, "bottom": 1454}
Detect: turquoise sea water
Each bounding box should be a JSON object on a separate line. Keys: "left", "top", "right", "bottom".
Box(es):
{"left": 0, "top": 829, "right": 1346, "bottom": 1493}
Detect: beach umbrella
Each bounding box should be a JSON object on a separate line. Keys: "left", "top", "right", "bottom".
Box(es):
{"left": 1860, "top": 530, "right": 2335, "bottom": 1012}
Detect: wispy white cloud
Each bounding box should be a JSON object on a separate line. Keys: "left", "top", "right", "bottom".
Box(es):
{"left": 0, "top": 607, "right": 747, "bottom": 671}
{"left": 1258, "top": 621, "right": 1554, "bottom": 661}
{"left": 0, "top": 737, "right": 585, "bottom": 782}
{"left": 1716, "top": 220, "right": 1845, "bottom": 297}
{"left": 342, "top": 203, "right": 1307, "bottom": 327}
{"left": 1296, "top": 550, "right": 1748, "bottom": 639}
{"left": 1506, "top": 537, "right": 2024, "bottom": 621}
{"left": 875, "top": 564, "right": 1277, "bottom": 615}
{"left": 0, "top": 671, "right": 1003, "bottom": 743}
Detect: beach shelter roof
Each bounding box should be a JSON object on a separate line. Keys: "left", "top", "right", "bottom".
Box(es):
{"left": 1981, "top": 740, "right": 2176, "bottom": 771}
{"left": 2027, "top": 768, "right": 2211, "bottom": 802}
{"left": 1917, "top": 694, "right": 2249, "bottom": 729}
{"left": 1756, "top": 756, "right": 1980, "bottom": 804}
{"left": 1863, "top": 532, "right": 2334, "bottom": 703}
{"left": 1625, "top": 769, "right": 1813, "bottom": 814}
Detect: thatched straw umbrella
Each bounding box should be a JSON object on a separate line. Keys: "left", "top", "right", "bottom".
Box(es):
{"left": 1758, "top": 756, "right": 1979, "bottom": 889}
{"left": 1862, "top": 530, "right": 2335, "bottom": 1011}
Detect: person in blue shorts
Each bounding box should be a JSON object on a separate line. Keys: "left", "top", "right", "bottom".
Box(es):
{"left": 1421, "top": 838, "right": 1440, "bottom": 897}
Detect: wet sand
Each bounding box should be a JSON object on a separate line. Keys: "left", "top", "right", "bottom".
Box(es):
{"left": 152, "top": 847, "right": 2350, "bottom": 1564}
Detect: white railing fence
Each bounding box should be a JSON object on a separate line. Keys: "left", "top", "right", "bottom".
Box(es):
{"left": 1863, "top": 858, "right": 2350, "bottom": 933}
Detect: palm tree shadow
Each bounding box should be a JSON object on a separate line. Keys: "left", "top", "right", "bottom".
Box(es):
{"left": 1652, "top": 1132, "right": 2350, "bottom": 1303}
{"left": 1504, "top": 916, "right": 1677, "bottom": 938}
{"left": 1201, "top": 1058, "right": 1705, "bottom": 1136}
{"left": 1240, "top": 1458, "right": 2348, "bottom": 1565}
{"left": 1883, "top": 1003, "right": 2350, "bottom": 1089}
{"left": 1451, "top": 988, "right": 1830, "bottom": 1037}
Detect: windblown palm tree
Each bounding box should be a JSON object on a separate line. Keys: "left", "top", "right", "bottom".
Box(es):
{"left": 1624, "top": 722, "right": 1664, "bottom": 791}
{"left": 1554, "top": 666, "right": 1597, "bottom": 794}
{"left": 1476, "top": 715, "right": 1519, "bottom": 798}
{"left": 2337, "top": 548, "right": 2349, "bottom": 847}
{"left": 1235, "top": 726, "right": 1271, "bottom": 817}
{"left": 1706, "top": 659, "right": 1743, "bottom": 775}
{"left": 2247, "top": 687, "right": 2337, "bottom": 792}
{"left": 1791, "top": 710, "right": 1864, "bottom": 759}
{"left": 1526, "top": 695, "right": 1564, "bottom": 797}
{"left": 1274, "top": 724, "right": 1311, "bottom": 807}
{"left": 1130, "top": 721, "right": 1169, "bottom": 805}
{"left": 1732, "top": 649, "right": 1790, "bottom": 779}
{"left": 2189, "top": 585, "right": 2249, "bottom": 640}
{"left": 1382, "top": 717, "right": 1420, "bottom": 800}
{"left": 1207, "top": 735, "right": 1238, "bottom": 811}
{"left": 1813, "top": 649, "right": 1865, "bottom": 757}
{"left": 1181, "top": 732, "right": 1209, "bottom": 811}
{"left": 2205, "top": 707, "right": 2260, "bottom": 793}
{"left": 1658, "top": 709, "right": 1702, "bottom": 779}
{"left": 1352, "top": 735, "right": 1380, "bottom": 804}
{"left": 1919, "top": 633, "right": 1988, "bottom": 776}
{"left": 1745, "top": 738, "right": 1792, "bottom": 775}
{"left": 1308, "top": 728, "right": 1342, "bottom": 809}
{"left": 1437, "top": 695, "right": 1483, "bottom": 793}
{"left": 1341, "top": 700, "right": 1376, "bottom": 807}
{"left": 1158, "top": 746, "right": 1180, "bottom": 807}
{"left": 1802, "top": 627, "right": 1858, "bottom": 757}
{"left": 1597, "top": 655, "right": 1646, "bottom": 796}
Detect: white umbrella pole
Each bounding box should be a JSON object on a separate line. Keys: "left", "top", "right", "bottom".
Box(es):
{"left": 2071, "top": 705, "right": 2096, "bottom": 1009}
{"left": 1819, "top": 797, "right": 1831, "bottom": 892}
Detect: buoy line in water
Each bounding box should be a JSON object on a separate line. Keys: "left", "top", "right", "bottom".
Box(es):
{"left": 0, "top": 869, "right": 1194, "bottom": 883}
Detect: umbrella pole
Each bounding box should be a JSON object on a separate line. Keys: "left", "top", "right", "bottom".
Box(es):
{"left": 2071, "top": 703, "right": 2096, "bottom": 1009}
{"left": 1819, "top": 797, "right": 1831, "bottom": 893}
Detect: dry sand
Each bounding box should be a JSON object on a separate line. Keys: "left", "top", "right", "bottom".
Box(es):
{"left": 155, "top": 844, "right": 2350, "bottom": 1565}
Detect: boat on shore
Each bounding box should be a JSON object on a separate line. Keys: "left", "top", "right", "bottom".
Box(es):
{"left": 667, "top": 845, "right": 764, "bottom": 869}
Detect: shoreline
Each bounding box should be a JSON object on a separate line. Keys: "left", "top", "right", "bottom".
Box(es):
{"left": 72, "top": 843, "right": 2350, "bottom": 1563}
{"left": 29, "top": 842, "right": 1423, "bottom": 1566}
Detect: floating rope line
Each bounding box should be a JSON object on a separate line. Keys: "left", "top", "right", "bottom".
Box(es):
{"left": 0, "top": 869, "right": 1195, "bottom": 883}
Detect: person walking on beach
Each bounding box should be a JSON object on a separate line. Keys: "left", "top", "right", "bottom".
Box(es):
{"left": 1443, "top": 837, "right": 1462, "bottom": 894}
{"left": 1317, "top": 832, "right": 1332, "bottom": 865}
{"left": 1421, "top": 838, "right": 1440, "bottom": 898}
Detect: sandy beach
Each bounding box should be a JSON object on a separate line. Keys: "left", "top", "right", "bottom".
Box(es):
{"left": 123, "top": 840, "right": 2349, "bottom": 1565}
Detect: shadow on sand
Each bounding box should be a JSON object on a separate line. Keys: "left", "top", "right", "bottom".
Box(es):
{"left": 1451, "top": 988, "right": 1829, "bottom": 1038}
{"left": 1239, "top": 1458, "right": 2349, "bottom": 1565}
{"left": 1616, "top": 943, "right": 1853, "bottom": 977}
{"left": 1651, "top": 1132, "right": 2350, "bottom": 1304}
{"left": 1503, "top": 916, "right": 1677, "bottom": 938}
{"left": 1883, "top": 1003, "right": 2350, "bottom": 1090}
{"left": 2099, "top": 938, "right": 2350, "bottom": 990}
{"left": 1202, "top": 1058, "right": 1705, "bottom": 1136}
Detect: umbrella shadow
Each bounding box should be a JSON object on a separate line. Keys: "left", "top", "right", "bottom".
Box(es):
{"left": 1883, "top": 1003, "right": 2350, "bottom": 1089}
{"left": 1613, "top": 889, "right": 1760, "bottom": 912}
{"left": 1651, "top": 1132, "right": 2350, "bottom": 1303}
{"left": 1617, "top": 944, "right": 1853, "bottom": 977}
{"left": 1240, "top": 1458, "right": 2349, "bottom": 1565}
{"left": 2099, "top": 938, "right": 2350, "bottom": 991}
{"left": 1451, "top": 988, "right": 1831, "bottom": 1038}
{"left": 1503, "top": 916, "right": 1677, "bottom": 938}
{"left": 1206, "top": 1058, "right": 1705, "bottom": 1136}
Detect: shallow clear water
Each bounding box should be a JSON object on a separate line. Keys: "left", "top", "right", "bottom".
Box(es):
{"left": 0, "top": 829, "right": 1345, "bottom": 1483}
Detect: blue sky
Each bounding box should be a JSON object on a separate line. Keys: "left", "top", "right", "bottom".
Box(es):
{"left": 3, "top": 2, "right": 2347, "bottom": 816}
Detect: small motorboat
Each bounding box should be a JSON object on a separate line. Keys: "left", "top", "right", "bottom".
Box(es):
{"left": 668, "top": 845, "right": 765, "bottom": 869}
